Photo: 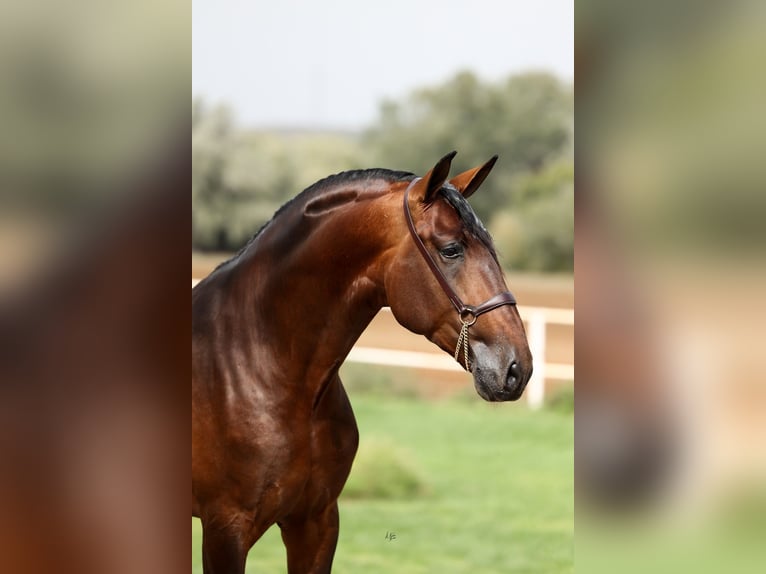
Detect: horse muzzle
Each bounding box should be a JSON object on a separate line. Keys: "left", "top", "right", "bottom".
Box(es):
{"left": 471, "top": 342, "right": 532, "bottom": 402}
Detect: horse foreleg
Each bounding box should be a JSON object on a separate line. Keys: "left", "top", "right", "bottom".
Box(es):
{"left": 279, "top": 501, "right": 340, "bottom": 574}
{"left": 201, "top": 522, "right": 248, "bottom": 574}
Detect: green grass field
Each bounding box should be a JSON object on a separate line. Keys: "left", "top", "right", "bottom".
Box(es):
{"left": 192, "top": 394, "right": 573, "bottom": 573}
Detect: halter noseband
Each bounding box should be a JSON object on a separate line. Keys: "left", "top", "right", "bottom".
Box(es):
{"left": 402, "top": 178, "right": 517, "bottom": 370}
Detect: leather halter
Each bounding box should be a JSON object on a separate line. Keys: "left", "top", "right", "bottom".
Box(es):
{"left": 402, "top": 178, "right": 517, "bottom": 369}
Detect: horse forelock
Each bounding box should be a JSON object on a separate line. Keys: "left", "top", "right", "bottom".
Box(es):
{"left": 437, "top": 184, "right": 498, "bottom": 261}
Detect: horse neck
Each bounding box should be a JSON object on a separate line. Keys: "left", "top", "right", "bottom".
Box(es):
{"left": 224, "top": 195, "right": 394, "bottom": 386}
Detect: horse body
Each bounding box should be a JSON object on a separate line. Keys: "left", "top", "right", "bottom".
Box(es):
{"left": 193, "top": 154, "right": 532, "bottom": 573}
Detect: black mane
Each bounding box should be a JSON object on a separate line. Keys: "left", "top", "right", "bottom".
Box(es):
{"left": 212, "top": 169, "right": 414, "bottom": 272}
{"left": 211, "top": 168, "right": 495, "bottom": 272}
{"left": 305, "top": 168, "right": 416, "bottom": 196}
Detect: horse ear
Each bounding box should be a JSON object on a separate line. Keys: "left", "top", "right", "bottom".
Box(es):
{"left": 410, "top": 151, "right": 457, "bottom": 204}
{"left": 449, "top": 155, "right": 498, "bottom": 199}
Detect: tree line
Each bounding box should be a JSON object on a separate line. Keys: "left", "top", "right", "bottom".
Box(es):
{"left": 193, "top": 71, "right": 573, "bottom": 272}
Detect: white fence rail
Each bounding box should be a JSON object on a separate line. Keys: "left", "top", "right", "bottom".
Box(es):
{"left": 517, "top": 306, "right": 574, "bottom": 409}
{"left": 193, "top": 279, "right": 573, "bottom": 408}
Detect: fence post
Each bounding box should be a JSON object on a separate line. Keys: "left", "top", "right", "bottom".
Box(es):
{"left": 525, "top": 310, "right": 547, "bottom": 409}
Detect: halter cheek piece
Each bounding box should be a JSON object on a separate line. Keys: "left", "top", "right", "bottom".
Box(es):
{"left": 402, "top": 178, "right": 517, "bottom": 370}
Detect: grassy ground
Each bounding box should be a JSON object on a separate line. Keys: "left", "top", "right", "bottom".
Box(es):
{"left": 192, "top": 394, "right": 573, "bottom": 573}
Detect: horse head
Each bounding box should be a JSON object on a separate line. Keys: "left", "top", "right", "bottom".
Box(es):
{"left": 384, "top": 152, "right": 533, "bottom": 401}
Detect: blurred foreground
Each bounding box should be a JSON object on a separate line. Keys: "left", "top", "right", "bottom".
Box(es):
{"left": 577, "top": 1, "right": 766, "bottom": 572}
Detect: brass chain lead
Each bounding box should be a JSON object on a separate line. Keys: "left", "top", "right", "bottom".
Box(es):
{"left": 455, "top": 320, "right": 471, "bottom": 370}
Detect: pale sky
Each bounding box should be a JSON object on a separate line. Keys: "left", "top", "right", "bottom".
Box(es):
{"left": 193, "top": 0, "right": 573, "bottom": 129}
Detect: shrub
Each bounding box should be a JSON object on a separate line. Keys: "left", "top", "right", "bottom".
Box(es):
{"left": 339, "top": 363, "right": 419, "bottom": 399}
{"left": 343, "top": 437, "right": 430, "bottom": 500}
{"left": 546, "top": 385, "right": 574, "bottom": 415}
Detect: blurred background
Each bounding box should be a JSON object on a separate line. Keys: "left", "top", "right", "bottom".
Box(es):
{"left": 13, "top": 0, "right": 763, "bottom": 572}
{"left": 577, "top": 0, "right": 766, "bottom": 572}
{"left": 0, "top": 0, "right": 573, "bottom": 571}
{"left": 193, "top": 1, "right": 573, "bottom": 573}
{"left": 0, "top": 1, "right": 188, "bottom": 573}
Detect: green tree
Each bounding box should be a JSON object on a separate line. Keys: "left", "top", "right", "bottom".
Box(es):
{"left": 193, "top": 98, "right": 363, "bottom": 251}
{"left": 490, "top": 160, "right": 574, "bottom": 272}
{"left": 192, "top": 99, "right": 235, "bottom": 249}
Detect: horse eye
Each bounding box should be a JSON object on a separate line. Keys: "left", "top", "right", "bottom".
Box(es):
{"left": 440, "top": 244, "right": 463, "bottom": 259}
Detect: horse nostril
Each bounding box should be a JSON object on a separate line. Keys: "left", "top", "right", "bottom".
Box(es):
{"left": 507, "top": 360, "right": 521, "bottom": 385}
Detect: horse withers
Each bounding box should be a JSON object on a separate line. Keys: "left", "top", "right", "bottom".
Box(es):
{"left": 192, "top": 152, "right": 532, "bottom": 573}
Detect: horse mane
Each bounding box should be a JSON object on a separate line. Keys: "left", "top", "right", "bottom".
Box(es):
{"left": 211, "top": 167, "right": 496, "bottom": 273}
{"left": 212, "top": 169, "right": 415, "bottom": 272}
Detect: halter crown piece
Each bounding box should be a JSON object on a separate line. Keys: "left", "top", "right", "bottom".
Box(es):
{"left": 402, "top": 178, "right": 517, "bottom": 370}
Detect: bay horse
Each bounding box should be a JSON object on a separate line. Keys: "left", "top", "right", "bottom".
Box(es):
{"left": 192, "top": 152, "right": 532, "bottom": 573}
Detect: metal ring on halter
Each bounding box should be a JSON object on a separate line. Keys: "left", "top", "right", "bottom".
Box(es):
{"left": 459, "top": 308, "right": 478, "bottom": 326}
